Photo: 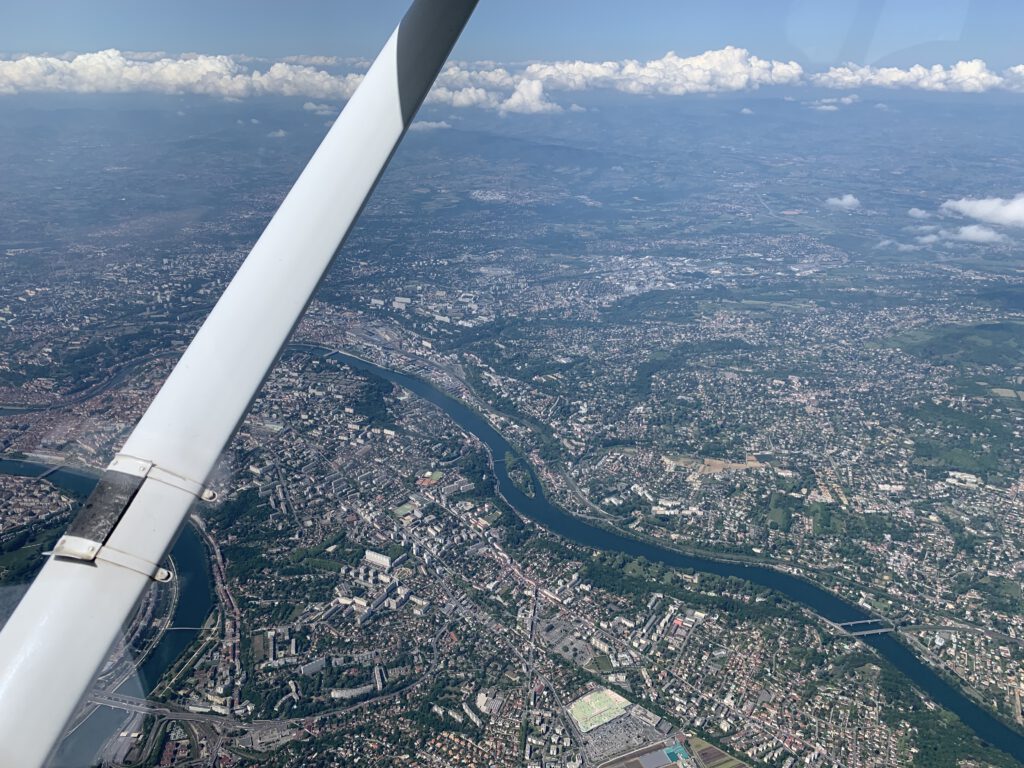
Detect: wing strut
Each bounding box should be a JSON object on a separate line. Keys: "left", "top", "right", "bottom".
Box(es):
{"left": 0, "top": 2, "right": 477, "bottom": 764}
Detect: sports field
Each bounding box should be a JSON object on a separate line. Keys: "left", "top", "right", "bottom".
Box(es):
{"left": 567, "top": 688, "right": 630, "bottom": 733}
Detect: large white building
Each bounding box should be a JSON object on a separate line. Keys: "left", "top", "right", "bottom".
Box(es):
{"left": 364, "top": 549, "right": 392, "bottom": 571}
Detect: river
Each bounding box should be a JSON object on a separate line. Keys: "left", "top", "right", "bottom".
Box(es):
{"left": 323, "top": 348, "right": 1024, "bottom": 764}
{"left": 0, "top": 458, "right": 213, "bottom": 768}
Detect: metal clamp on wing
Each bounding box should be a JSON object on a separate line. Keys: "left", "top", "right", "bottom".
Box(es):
{"left": 52, "top": 470, "right": 145, "bottom": 564}
{"left": 108, "top": 453, "right": 218, "bottom": 501}
{"left": 51, "top": 469, "right": 174, "bottom": 582}
{"left": 50, "top": 453, "right": 216, "bottom": 581}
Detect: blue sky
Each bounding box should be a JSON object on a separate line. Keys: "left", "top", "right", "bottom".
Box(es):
{"left": 4, "top": 0, "right": 1023, "bottom": 69}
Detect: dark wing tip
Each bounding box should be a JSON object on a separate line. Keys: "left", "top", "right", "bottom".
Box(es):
{"left": 396, "top": 0, "right": 480, "bottom": 127}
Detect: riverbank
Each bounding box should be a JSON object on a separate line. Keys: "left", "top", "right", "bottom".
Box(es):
{"left": 0, "top": 457, "right": 214, "bottom": 767}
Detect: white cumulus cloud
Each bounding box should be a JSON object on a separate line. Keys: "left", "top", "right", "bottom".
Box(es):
{"left": 522, "top": 47, "right": 803, "bottom": 96}
{"left": 0, "top": 49, "right": 364, "bottom": 99}
{"left": 812, "top": 59, "right": 1004, "bottom": 92}
{"left": 908, "top": 207, "right": 930, "bottom": 219}
{"left": 948, "top": 224, "right": 1008, "bottom": 243}
{"left": 409, "top": 120, "right": 451, "bottom": 131}
{"left": 917, "top": 225, "right": 1008, "bottom": 245}
{"left": 302, "top": 101, "right": 335, "bottom": 116}
{"left": 499, "top": 79, "right": 562, "bottom": 115}
{"left": 436, "top": 64, "right": 515, "bottom": 91}
{"left": 826, "top": 194, "right": 861, "bottom": 211}
{"left": 426, "top": 85, "right": 501, "bottom": 110}
{"left": 877, "top": 239, "right": 921, "bottom": 253}
{"left": 807, "top": 94, "right": 859, "bottom": 111}
{"left": 1005, "top": 65, "right": 1024, "bottom": 91}
{"left": 940, "top": 193, "right": 1024, "bottom": 228}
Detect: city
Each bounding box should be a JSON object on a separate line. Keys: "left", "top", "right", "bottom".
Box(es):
{"left": 1, "top": 43, "right": 1024, "bottom": 768}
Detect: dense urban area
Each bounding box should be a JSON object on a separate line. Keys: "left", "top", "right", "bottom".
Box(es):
{"left": 1, "top": 89, "right": 1023, "bottom": 768}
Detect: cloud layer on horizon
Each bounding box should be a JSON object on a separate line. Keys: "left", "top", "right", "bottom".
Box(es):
{"left": 2, "top": 48, "right": 1024, "bottom": 113}
{"left": 520, "top": 47, "right": 803, "bottom": 95}
{"left": 0, "top": 49, "right": 364, "bottom": 99}
{"left": 812, "top": 59, "right": 1022, "bottom": 92}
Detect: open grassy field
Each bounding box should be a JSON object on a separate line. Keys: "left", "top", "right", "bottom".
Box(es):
{"left": 568, "top": 688, "right": 630, "bottom": 733}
